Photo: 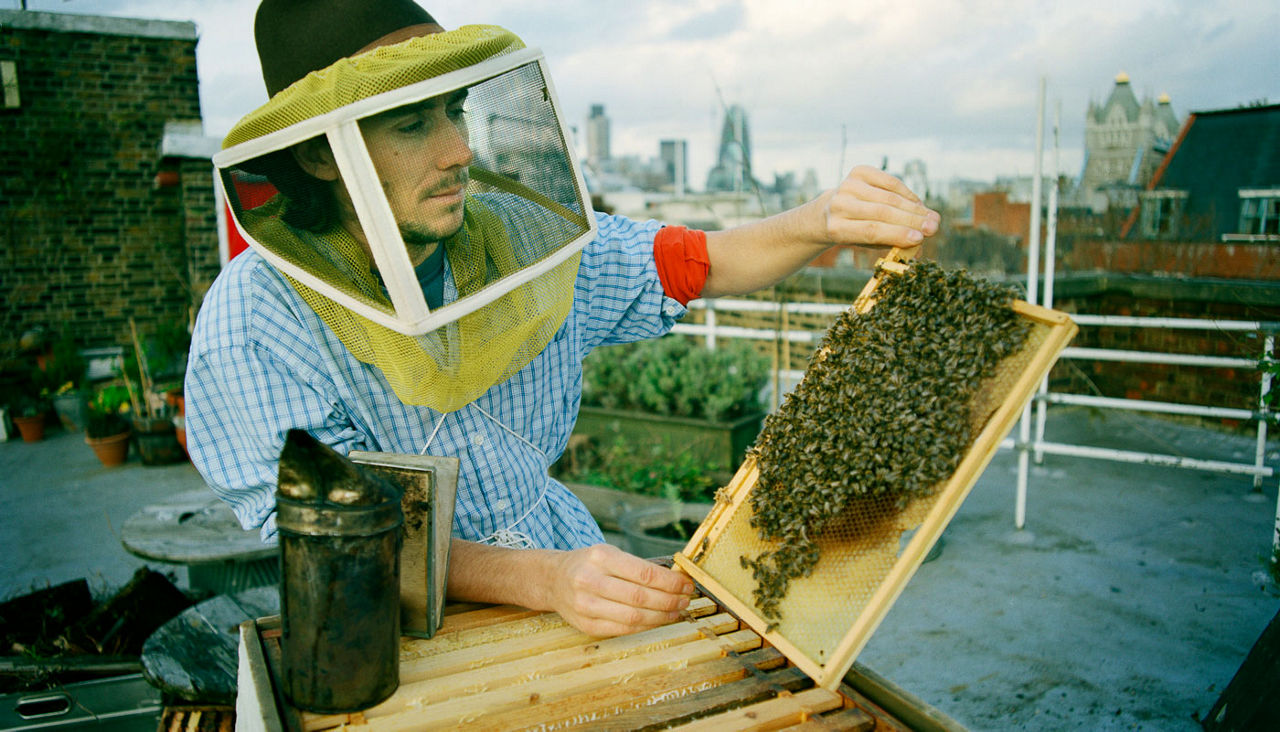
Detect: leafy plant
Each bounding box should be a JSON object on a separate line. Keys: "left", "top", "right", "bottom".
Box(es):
{"left": 42, "top": 336, "right": 87, "bottom": 393}
{"left": 559, "top": 437, "right": 724, "bottom": 504}
{"left": 85, "top": 384, "right": 131, "bottom": 438}
{"left": 582, "top": 336, "right": 768, "bottom": 423}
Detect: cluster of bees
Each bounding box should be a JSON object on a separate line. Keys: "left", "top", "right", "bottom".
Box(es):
{"left": 740, "top": 260, "right": 1032, "bottom": 622}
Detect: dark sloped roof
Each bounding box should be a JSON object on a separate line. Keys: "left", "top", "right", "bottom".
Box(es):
{"left": 1153, "top": 103, "right": 1280, "bottom": 238}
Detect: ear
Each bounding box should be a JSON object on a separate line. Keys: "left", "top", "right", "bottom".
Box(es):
{"left": 292, "top": 137, "right": 340, "bottom": 181}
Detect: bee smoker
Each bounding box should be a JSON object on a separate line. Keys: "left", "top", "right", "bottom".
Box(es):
{"left": 275, "top": 430, "right": 403, "bottom": 713}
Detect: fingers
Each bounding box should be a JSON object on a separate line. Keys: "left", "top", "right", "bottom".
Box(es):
{"left": 554, "top": 544, "right": 696, "bottom": 637}
{"left": 827, "top": 165, "right": 941, "bottom": 248}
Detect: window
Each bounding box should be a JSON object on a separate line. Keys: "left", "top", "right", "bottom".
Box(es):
{"left": 1139, "top": 190, "right": 1187, "bottom": 238}
{"left": 1238, "top": 190, "right": 1280, "bottom": 237}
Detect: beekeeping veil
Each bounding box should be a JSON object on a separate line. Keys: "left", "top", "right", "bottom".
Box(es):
{"left": 214, "top": 0, "right": 594, "bottom": 412}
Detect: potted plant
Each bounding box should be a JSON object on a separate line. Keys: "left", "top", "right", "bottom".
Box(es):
{"left": 11, "top": 392, "right": 50, "bottom": 443}
{"left": 576, "top": 335, "right": 770, "bottom": 472}
{"left": 85, "top": 385, "right": 132, "bottom": 466}
{"left": 122, "top": 319, "right": 185, "bottom": 465}
{"left": 44, "top": 336, "right": 88, "bottom": 432}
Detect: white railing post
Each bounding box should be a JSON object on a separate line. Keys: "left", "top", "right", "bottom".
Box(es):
{"left": 1016, "top": 76, "right": 1047, "bottom": 529}
{"left": 1258, "top": 333, "right": 1274, "bottom": 491}
{"left": 704, "top": 298, "right": 717, "bottom": 351}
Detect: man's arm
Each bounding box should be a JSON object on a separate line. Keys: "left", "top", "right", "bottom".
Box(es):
{"left": 702, "top": 165, "right": 940, "bottom": 297}
{"left": 446, "top": 539, "right": 694, "bottom": 637}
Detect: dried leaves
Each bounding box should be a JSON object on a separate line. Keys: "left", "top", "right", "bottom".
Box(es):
{"left": 740, "top": 261, "right": 1031, "bottom": 621}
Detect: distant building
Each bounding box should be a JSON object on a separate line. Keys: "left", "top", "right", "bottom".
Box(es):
{"left": 900, "top": 159, "right": 929, "bottom": 202}
{"left": 586, "top": 103, "right": 610, "bottom": 167}
{"left": 705, "top": 104, "right": 754, "bottom": 193}
{"left": 972, "top": 191, "right": 1030, "bottom": 242}
{"left": 1128, "top": 102, "right": 1280, "bottom": 242}
{"left": 659, "top": 139, "right": 688, "bottom": 194}
{"left": 1078, "top": 72, "right": 1181, "bottom": 214}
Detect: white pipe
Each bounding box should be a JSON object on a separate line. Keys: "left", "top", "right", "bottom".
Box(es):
{"left": 1069, "top": 314, "right": 1276, "bottom": 331}
{"left": 687, "top": 299, "right": 849, "bottom": 316}
{"left": 672, "top": 323, "right": 815, "bottom": 344}
{"left": 1042, "top": 392, "right": 1256, "bottom": 421}
{"left": 1032, "top": 442, "right": 1274, "bottom": 478}
{"left": 1061, "top": 347, "right": 1257, "bottom": 369}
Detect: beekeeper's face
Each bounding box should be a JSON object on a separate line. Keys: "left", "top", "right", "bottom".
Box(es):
{"left": 357, "top": 89, "right": 473, "bottom": 256}
{"left": 293, "top": 88, "right": 473, "bottom": 264}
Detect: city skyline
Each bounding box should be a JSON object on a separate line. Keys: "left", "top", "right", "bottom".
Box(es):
{"left": 16, "top": 0, "right": 1279, "bottom": 192}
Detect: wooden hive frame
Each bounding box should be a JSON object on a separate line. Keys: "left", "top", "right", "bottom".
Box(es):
{"left": 672, "top": 254, "right": 1078, "bottom": 690}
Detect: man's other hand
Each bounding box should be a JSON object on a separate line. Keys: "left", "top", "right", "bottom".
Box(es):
{"left": 544, "top": 543, "right": 695, "bottom": 637}
{"left": 823, "top": 165, "right": 940, "bottom": 250}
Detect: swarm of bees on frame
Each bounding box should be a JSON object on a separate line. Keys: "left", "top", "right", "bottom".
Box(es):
{"left": 739, "top": 260, "right": 1032, "bottom": 623}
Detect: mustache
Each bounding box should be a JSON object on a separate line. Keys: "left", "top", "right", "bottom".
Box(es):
{"left": 425, "top": 174, "right": 469, "bottom": 198}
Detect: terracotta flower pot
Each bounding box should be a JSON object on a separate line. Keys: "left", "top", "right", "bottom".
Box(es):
{"left": 86, "top": 431, "right": 131, "bottom": 467}
{"left": 13, "top": 414, "right": 46, "bottom": 443}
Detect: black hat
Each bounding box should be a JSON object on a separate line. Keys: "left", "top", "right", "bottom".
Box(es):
{"left": 254, "top": 0, "right": 438, "bottom": 96}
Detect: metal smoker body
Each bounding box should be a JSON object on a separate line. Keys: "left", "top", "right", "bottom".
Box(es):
{"left": 275, "top": 430, "right": 403, "bottom": 714}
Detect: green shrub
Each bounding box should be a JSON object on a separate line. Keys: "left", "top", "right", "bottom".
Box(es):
{"left": 581, "top": 335, "right": 768, "bottom": 422}
{"left": 562, "top": 437, "right": 723, "bottom": 503}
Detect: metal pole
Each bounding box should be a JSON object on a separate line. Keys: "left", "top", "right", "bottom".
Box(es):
{"left": 1016, "top": 77, "right": 1047, "bottom": 530}
{"left": 1258, "top": 333, "right": 1274, "bottom": 491}
{"left": 1034, "top": 99, "right": 1060, "bottom": 464}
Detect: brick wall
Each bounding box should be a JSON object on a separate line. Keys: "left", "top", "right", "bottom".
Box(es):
{"left": 0, "top": 12, "right": 209, "bottom": 360}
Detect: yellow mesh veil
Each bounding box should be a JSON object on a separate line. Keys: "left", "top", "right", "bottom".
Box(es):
{"left": 215, "top": 25, "right": 593, "bottom": 411}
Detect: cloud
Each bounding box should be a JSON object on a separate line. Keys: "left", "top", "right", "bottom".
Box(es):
{"left": 27, "top": 0, "right": 1280, "bottom": 188}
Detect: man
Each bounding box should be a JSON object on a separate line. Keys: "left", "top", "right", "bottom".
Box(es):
{"left": 188, "top": 0, "right": 940, "bottom": 638}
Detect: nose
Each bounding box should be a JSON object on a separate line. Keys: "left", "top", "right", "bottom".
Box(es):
{"left": 436, "top": 118, "right": 473, "bottom": 171}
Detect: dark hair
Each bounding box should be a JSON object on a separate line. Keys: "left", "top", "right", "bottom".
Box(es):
{"left": 240, "top": 145, "right": 337, "bottom": 232}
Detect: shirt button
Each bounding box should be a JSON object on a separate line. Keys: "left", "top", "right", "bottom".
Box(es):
{"left": 471, "top": 433, "right": 484, "bottom": 446}
{"left": 493, "top": 499, "right": 509, "bottom": 511}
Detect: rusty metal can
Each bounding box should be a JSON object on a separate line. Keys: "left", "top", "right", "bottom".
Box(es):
{"left": 275, "top": 430, "right": 403, "bottom": 713}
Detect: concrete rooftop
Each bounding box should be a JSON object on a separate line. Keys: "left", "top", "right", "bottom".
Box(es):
{"left": 2, "top": 407, "right": 1277, "bottom": 730}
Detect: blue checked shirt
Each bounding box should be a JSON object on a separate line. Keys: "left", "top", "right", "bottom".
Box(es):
{"left": 185, "top": 212, "right": 685, "bottom": 547}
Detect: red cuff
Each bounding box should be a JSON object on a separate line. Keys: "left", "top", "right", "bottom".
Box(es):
{"left": 653, "top": 225, "right": 709, "bottom": 306}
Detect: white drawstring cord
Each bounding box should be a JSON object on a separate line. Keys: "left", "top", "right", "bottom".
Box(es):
{"left": 419, "top": 404, "right": 551, "bottom": 548}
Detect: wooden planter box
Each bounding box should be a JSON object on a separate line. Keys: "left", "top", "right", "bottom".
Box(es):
{"left": 572, "top": 406, "right": 764, "bottom": 471}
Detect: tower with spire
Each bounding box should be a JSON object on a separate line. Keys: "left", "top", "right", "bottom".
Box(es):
{"left": 1079, "top": 72, "right": 1182, "bottom": 213}
{"left": 705, "top": 104, "right": 755, "bottom": 193}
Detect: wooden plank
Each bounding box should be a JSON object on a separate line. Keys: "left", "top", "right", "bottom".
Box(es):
{"left": 776, "top": 707, "right": 875, "bottom": 731}
{"left": 356, "top": 613, "right": 742, "bottom": 719}
{"left": 594, "top": 666, "right": 812, "bottom": 731}
{"left": 668, "top": 687, "right": 844, "bottom": 731}
{"left": 401, "top": 602, "right": 726, "bottom": 684}
{"left": 352, "top": 630, "right": 763, "bottom": 730}
{"left": 399, "top": 596, "right": 717, "bottom": 665}
{"left": 467, "top": 654, "right": 788, "bottom": 731}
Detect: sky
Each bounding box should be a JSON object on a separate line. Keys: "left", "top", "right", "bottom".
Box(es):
{"left": 15, "top": 0, "right": 1280, "bottom": 192}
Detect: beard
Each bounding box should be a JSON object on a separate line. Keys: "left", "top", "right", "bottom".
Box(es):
{"left": 401, "top": 214, "right": 465, "bottom": 265}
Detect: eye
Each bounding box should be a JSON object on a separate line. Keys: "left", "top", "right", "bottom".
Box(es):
{"left": 396, "top": 119, "right": 427, "bottom": 135}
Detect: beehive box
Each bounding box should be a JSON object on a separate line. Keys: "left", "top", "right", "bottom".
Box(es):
{"left": 673, "top": 257, "right": 1077, "bottom": 689}
{"left": 238, "top": 590, "right": 963, "bottom": 731}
